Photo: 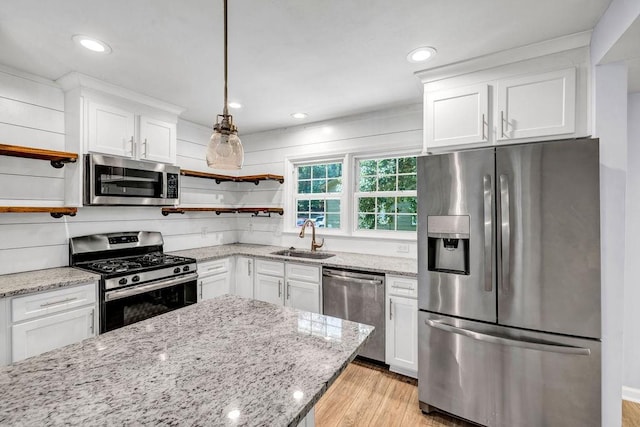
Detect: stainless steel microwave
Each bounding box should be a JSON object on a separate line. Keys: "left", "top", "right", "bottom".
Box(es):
{"left": 84, "top": 154, "right": 180, "bottom": 206}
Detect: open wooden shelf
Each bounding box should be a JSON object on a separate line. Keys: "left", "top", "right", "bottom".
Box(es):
{"left": 180, "top": 169, "right": 284, "bottom": 185}
{"left": 0, "top": 143, "right": 78, "bottom": 168}
{"left": 161, "top": 207, "right": 284, "bottom": 217}
{"left": 0, "top": 206, "right": 78, "bottom": 218}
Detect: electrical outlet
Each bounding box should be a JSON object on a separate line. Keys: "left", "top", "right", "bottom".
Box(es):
{"left": 248, "top": 222, "right": 253, "bottom": 232}
{"left": 397, "top": 244, "right": 409, "bottom": 253}
{"left": 201, "top": 227, "right": 208, "bottom": 238}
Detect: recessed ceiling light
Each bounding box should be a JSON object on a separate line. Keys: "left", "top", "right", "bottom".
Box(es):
{"left": 407, "top": 46, "right": 437, "bottom": 63}
{"left": 291, "top": 112, "right": 308, "bottom": 119}
{"left": 72, "top": 35, "right": 112, "bottom": 54}
{"left": 228, "top": 102, "right": 242, "bottom": 109}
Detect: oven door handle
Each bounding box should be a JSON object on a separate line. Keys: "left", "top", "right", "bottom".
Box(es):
{"left": 105, "top": 272, "right": 198, "bottom": 302}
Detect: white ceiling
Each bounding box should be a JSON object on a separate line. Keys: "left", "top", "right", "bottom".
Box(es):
{"left": 0, "top": 0, "right": 612, "bottom": 134}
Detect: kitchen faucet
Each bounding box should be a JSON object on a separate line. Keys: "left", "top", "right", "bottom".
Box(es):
{"left": 299, "top": 219, "right": 324, "bottom": 252}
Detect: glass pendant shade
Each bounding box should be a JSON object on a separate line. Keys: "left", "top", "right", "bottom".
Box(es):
{"left": 206, "top": 129, "right": 244, "bottom": 169}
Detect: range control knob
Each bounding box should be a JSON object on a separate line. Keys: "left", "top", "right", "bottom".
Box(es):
{"left": 132, "top": 275, "right": 140, "bottom": 283}
{"left": 174, "top": 267, "right": 181, "bottom": 274}
{"left": 118, "top": 278, "right": 128, "bottom": 285}
{"left": 183, "top": 265, "right": 190, "bottom": 272}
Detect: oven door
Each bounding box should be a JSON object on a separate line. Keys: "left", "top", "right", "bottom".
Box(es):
{"left": 101, "top": 273, "right": 197, "bottom": 333}
{"left": 85, "top": 154, "right": 179, "bottom": 206}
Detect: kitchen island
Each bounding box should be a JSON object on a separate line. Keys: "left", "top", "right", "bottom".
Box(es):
{"left": 0, "top": 295, "right": 373, "bottom": 426}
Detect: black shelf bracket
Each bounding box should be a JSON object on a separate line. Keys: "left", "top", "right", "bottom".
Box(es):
{"left": 50, "top": 158, "right": 77, "bottom": 169}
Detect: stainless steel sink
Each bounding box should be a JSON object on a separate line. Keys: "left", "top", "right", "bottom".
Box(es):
{"left": 271, "top": 249, "right": 336, "bottom": 260}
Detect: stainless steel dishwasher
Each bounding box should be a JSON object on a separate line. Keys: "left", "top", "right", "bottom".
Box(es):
{"left": 322, "top": 267, "right": 385, "bottom": 363}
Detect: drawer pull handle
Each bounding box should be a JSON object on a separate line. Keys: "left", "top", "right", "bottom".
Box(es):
{"left": 207, "top": 266, "right": 225, "bottom": 271}
{"left": 391, "top": 285, "right": 415, "bottom": 291}
{"left": 40, "top": 297, "right": 77, "bottom": 308}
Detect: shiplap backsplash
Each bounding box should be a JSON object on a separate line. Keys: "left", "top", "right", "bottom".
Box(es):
{"left": 0, "top": 67, "right": 237, "bottom": 275}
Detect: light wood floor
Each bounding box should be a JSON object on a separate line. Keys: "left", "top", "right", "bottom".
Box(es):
{"left": 316, "top": 360, "right": 640, "bottom": 427}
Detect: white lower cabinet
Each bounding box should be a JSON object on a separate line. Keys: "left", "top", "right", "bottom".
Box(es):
{"left": 9, "top": 282, "right": 98, "bottom": 363}
{"left": 197, "top": 258, "right": 231, "bottom": 301}
{"left": 385, "top": 275, "right": 418, "bottom": 378}
{"left": 254, "top": 260, "right": 321, "bottom": 313}
{"left": 235, "top": 256, "right": 255, "bottom": 298}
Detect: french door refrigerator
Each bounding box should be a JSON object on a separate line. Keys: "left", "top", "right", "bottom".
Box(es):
{"left": 417, "top": 138, "right": 601, "bottom": 427}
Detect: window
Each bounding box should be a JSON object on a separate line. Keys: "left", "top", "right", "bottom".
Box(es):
{"left": 355, "top": 156, "right": 417, "bottom": 232}
{"left": 295, "top": 161, "right": 343, "bottom": 229}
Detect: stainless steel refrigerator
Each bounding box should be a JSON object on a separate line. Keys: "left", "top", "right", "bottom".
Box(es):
{"left": 417, "top": 138, "right": 601, "bottom": 427}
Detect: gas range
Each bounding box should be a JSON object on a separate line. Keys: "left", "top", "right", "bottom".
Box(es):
{"left": 75, "top": 252, "right": 196, "bottom": 290}
{"left": 70, "top": 231, "right": 198, "bottom": 333}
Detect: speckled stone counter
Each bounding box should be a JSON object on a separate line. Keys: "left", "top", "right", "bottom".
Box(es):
{"left": 0, "top": 294, "right": 372, "bottom": 426}
{"left": 171, "top": 243, "right": 417, "bottom": 277}
{"left": 0, "top": 267, "right": 100, "bottom": 298}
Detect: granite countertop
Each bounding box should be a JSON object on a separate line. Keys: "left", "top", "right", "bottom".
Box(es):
{"left": 0, "top": 267, "right": 100, "bottom": 298}
{"left": 0, "top": 243, "right": 416, "bottom": 299}
{"left": 0, "top": 295, "right": 373, "bottom": 426}
{"left": 170, "top": 243, "right": 417, "bottom": 277}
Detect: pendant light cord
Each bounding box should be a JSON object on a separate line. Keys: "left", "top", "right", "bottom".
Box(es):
{"left": 223, "top": 0, "right": 229, "bottom": 117}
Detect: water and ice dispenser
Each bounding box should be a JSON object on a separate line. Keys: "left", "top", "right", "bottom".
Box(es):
{"left": 427, "top": 215, "right": 470, "bottom": 275}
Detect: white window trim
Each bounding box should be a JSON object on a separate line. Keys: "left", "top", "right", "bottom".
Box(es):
{"left": 351, "top": 153, "right": 418, "bottom": 240}
{"left": 283, "top": 154, "right": 350, "bottom": 236}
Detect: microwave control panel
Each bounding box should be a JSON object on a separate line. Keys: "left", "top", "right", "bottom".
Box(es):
{"left": 167, "top": 173, "right": 179, "bottom": 199}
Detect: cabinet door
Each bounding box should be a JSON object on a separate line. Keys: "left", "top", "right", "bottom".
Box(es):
{"left": 497, "top": 68, "right": 576, "bottom": 141}
{"left": 235, "top": 257, "right": 254, "bottom": 298}
{"left": 425, "top": 83, "right": 489, "bottom": 150}
{"left": 87, "top": 100, "right": 135, "bottom": 157}
{"left": 385, "top": 295, "right": 418, "bottom": 377}
{"left": 286, "top": 280, "right": 320, "bottom": 313}
{"left": 12, "top": 306, "right": 96, "bottom": 363}
{"left": 139, "top": 116, "right": 176, "bottom": 164}
{"left": 255, "top": 274, "right": 283, "bottom": 306}
{"left": 199, "top": 273, "right": 230, "bottom": 301}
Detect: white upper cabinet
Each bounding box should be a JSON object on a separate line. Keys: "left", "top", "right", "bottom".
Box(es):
{"left": 496, "top": 68, "right": 575, "bottom": 141}
{"left": 58, "top": 72, "right": 183, "bottom": 165}
{"left": 425, "top": 84, "right": 489, "bottom": 149}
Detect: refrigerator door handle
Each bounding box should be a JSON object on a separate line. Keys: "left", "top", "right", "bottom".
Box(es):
{"left": 483, "top": 175, "right": 493, "bottom": 292}
{"left": 499, "top": 174, "right": 510, "bottom": 292}
{"left": 425, "top": 319, "right": 591, "bottom": 356}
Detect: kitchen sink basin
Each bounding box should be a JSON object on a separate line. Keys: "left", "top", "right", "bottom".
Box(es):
{"left": 271, "top": 249, "right": 336, "bottom": 260}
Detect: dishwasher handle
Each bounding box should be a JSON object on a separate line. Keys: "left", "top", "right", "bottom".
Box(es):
{"left": 322, "top": 271, "right": 384, "bottom": 285}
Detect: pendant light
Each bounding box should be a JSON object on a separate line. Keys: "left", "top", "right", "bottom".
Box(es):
{"left": 206, "top": 0, "right": 244, "bottom": 169}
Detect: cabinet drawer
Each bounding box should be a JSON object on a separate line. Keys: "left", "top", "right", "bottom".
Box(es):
{"left": 386, "top": 275, "right": 418, "bottom": 298}
{"left": 198, "top": 258, "right": 230, "bottom": 277}
{"left": 12, "top": 282, "right": 97, "bottom": 323}
{"left": 255, "top": 259, "right": 285, "bottom": 277}
{"left": 286, "top": 263, "right": 320, "bottom": 283}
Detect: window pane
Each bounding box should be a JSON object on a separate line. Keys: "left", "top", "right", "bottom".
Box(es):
{"left": 326, "top": 199, "right": 341, "bottom": 212}
{"left": 397, "top": 196, "right": 417, "bottom": 214}
{"left": 377, "top": 197, "right": 396, "bottom": 213}
{"left": 398, "top": 157, "right": 417, "bottom": 174}
{"left": 358, "top": 214, "right": 376, "bottom": 230}
{"left": 312, "top": 164, "right": 327, "bottom": 179}
{"left": 359, "top": 197, "right": 375, "bottom": 213}
{"left": 327, "top": 178, "right": 342, "bottom": 193}
{"left": 298, "top": 166, "right": 311, "bottom": 179}
{"left": 378, "top": 176, "right": 397, "bottom": 191}
{"left": 398, "top": 175, "right": 417, "bottom": 191}
{"left": 397, "top": 214, "right": 417, "bottom": 231}
{"left": 309, "top": 199, "right": 325, "bottom": 212}
{"left": 359, "top": 177, "right": 376, "bottom": 192}
{"left": 377, "top": 213, "right": 395, "bottom": 230}
{"left": 360, "top": 160, "right": 377, "bottom": 176}
{"left": 296, "top": 213, "right": 309, "bottom": 226}
{"left": 326, "top": 214, "right": 340, "bottom": 229}
{"left": 311, "top": 179, "right": 326, "bottom": 193}
{"left": 298, "top": 180, "right": 311, "bottom": 194}
{"left": 378, "top": 158, "right": 397, "bottom": 175}
{"left": 297, "top": 200, "right": 310, "bottom": 211}
{"left": 327, "top": 163, "right": 342, "bottom": 178}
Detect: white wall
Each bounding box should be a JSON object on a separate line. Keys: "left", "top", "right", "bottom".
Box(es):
{"left": 0, "top": 67, "right": 237, "bottom": 275}
{"left": 624, "top": 92, "right": 640, "bottom": 401}
{"left": 236, "top": 104, "right": 423, "bottom": 258}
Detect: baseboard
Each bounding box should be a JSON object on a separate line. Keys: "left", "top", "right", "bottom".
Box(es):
{"left": 623, "top": 386, "right": 640, "bottom": 403}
